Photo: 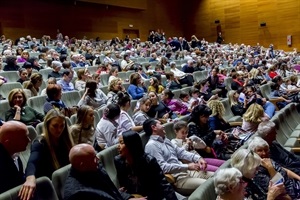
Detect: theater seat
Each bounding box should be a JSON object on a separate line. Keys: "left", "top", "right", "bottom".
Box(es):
{"left": 97, "top": 144, "right": 120, "bottom": 188}
{"left": 188, "top": 178, "right": 216, "bottom": 200}
{"left": 0, "top": 177, "right": 58, "bottom": 200}
{"left": 52, "top": 164, "right": 71, "bottom": 200}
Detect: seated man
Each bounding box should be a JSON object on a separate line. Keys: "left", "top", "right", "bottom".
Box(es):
{"left": 143, "top": 118, "right": 214, "bottom": 195}
{"left": 57, "top": 70, "right": 75, "bottom": 92}
{"left": 255, "top": 120, "right": 300, "bottom": 175}
{"left": 0, "top": 121, "right": 29, "bottom": 193}
{"left": 64, "top": 143, "right": 146, "bottom": 200}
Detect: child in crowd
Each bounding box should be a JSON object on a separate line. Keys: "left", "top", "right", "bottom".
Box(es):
{"left": 164, "top": 72, "right": 182, "bottom": 90}
{"left": 132, "top": 96, "right": 152, "bottom": 126}
{"left": 69, "top": 105, "right": 95, "bottom": 145}
{"left": 148, "top": 77, "right": 164, "bottom": 94}
{"left": 17, "top": 68, "right": 28, "bottom": 84}
{"left": 171, "top": 121, "right": 225, "bottom": 172}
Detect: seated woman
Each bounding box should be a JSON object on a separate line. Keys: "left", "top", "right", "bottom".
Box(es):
{"left": 117, "top": 92, "right": 143, "bottom": 135}
{"left": 242, "top": 103, "right": 267, "bottom": 133}
{"left": 17, "top": 50, "right": 29, "bottom": 63}
{"left": 248, "top": 137, "right": 300, "bottom": 199}
{"left": 17, "top": 68, "right": 29, "bottom": 84}
{"left": 146, "top": 91, "right": 173, "bottom": 123}
{"left": 231, "top": 148, "right": 291, "bottom": 200}
{"left": 23, "top": 73, "right": 43, "bottom": 97}
{"left": 188, "top": 104, "right": 228, "bottom": 160}
{"left": 43, "top": 84, "right": 67, "bottom": 114}
{"left": 214, "top": 168, "right": 248, "bottom": 200}
{"left": 127, "top": 73, "right": 147, "bottom": 100}
{"left": 172, "top": 121, "right": 224, "bottom": 172}
{"left": 228, "top": 90, "right": 247, "bottom": 116}
{"left": 107, "top": 78, "right": 127, "bottom": 104}
{"left": 164, "top": 72, "right": 182, "bottom": 90}
{"left": 95, "top": 104, "right": 120, "bottom": 150}
{"left": 148, "top": 77, "right": 164, "bottom": 94}
{"left": 78, "top": 80, "right": 108, "bottom": 110}
{"left": 161, "top": 89, "right": 189, "bottom": 116}
{"left": 69, "top": 105, "right": 95, "bottom": 145}
{"left": 195, "top": 79, "right": 218, "bottom": 102}
{"left": 207, "top": 100, "right": 231, "bottom": 131}
{"left": 108, "top": 67, "right": 119, "bottom": 85}
{"left": 5, "top": 89, "right": 44, "bottom": 127}
{"left": 75, "top": 68, "right": 90, "bottom": 91}
{"left": 132, "top": 96, "right": 152, "bottom": 126}
{"left": 114, "top": 130, "right": 179, "bottom": 200}
{"left": 19, "top": 109, "right": 74, "bottom": 200}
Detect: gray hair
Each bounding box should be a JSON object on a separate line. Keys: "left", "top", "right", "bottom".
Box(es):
{"left": 231, "top": 149, "right": 261, "bottom": 177}
{"left": 214, "top": 168, "right": 242, "bottom": 195}
{"left": 248, "top": 136, "right": 269, "bottom": 152}
{"left": 257, "top": 120, "right": 276, "bottom": 138}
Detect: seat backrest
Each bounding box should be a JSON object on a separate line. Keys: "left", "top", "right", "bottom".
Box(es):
{"left": 163, "top": 122, "right": 176, "bottom": 140}
{"left": 221, "top": 98, "right": 234, "bottom": 121}
{"left": 224, "top": 77, "right": 233, "bottom": 91}
{"left": 97, "top": 144, "right": 120, "bottom": 188}
{"left": 259, "top": 83, "right": 272, "bottom": 99}
{"left": 27, "top": 95, "right": 47, "bottom": 115}
{"left": 39, "top": 69, "right": 53, "bottom": 81}
{"left": 0, "top": 71, "right": 19, "bottom": 82}
{"left": 100, "top": 74, "right": 109, "bottom": 86}
{"left": 19, "top": 126, "right": 38, "bottom": 168}
{"left": 0, "top": 82, "right": 23, "bottom": 99}
{"left": 0, "top": 100, "right": 9, "bottom": 120}
{"left": 52, "top": 164, "right": 71, "bottom": 200}
{"left": 188, "top": 178, "right": 216, "bottom": 200}
{"left": 193, "top": 71, "right": 202, "bottom": 83}
{"left": 0, "top": 177, "right": 59, "bottom": 200}
{"left": 172, "top": 89, "right": 181, "bottom": 99}
{"left": 61, "top": 91, "right": 81, "bottom": 107}
{"left": 99, "top": 85, "right": 108, "bottom": 95}
{"left": 36, "top": 122, "right": 44, "bottom": 135}
{"left": 128, "top": 100, "right": 138, "bottom": 116}
{"left": 118, "top": 72, "right": 127, "bottom": 81}
{"left": 181, "top": 86, "right": 192, "bottom": 94}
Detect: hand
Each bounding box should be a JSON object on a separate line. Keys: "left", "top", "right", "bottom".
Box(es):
{"left": 188, "top": 163, "right": 201, "bottom": 171}
{"left": 261, "top": 158, "right": 273, "bottom": 169}
{"left": 19, "top": 175, "right": 36, "bottom": 200}
{"left": 198, "top": 158, "right": 207, "bottom": 171}
{"left": 162, "top": 113, "right": 169, "bottom": 119}
{"left": 14, "top": 105, "right": 21, "bottom": 111}
{"left": 267, "top": 182, "right": 285, "bottom": 200}
{"left": 186, "top": 138, "right": 193, "bottom": 148}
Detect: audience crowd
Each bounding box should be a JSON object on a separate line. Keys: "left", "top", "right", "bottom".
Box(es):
{"left": 1, "top": 32, "right": 300, "bottom": 199}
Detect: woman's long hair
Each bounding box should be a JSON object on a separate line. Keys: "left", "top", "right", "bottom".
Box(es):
{"left": 40, "top": 109, "right": 74, "bottom": 169}
{"left": 122, "top": 130, "right": 144, "bottom": 165}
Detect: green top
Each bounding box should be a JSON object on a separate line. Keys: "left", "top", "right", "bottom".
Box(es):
{"left": 5, "top": 106, "right": 44, "bottom": 126}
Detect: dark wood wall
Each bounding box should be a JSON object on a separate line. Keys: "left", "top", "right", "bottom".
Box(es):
{"left": 0, "top": 0, "right": 183, "bottom": 41}
{"left": 184, "top": 0, "right": 300, "bottom": 51}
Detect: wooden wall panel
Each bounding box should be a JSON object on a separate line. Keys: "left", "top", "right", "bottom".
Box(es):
{"left": 0, "top": 0, "right": 182, "bottom": 41}
{"left": 184, "top": 0, "right": 300, "bottom": 51}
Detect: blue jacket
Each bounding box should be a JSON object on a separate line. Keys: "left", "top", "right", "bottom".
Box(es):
{"left": 127, "top": 84, "right": 146, "bottom": 100}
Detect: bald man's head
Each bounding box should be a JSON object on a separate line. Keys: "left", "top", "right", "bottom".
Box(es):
{"left": 69, "top": 144, "right": 98, "bottom": 172}
{"left": 0, "top": 121, "right": 29, "bottom": 155}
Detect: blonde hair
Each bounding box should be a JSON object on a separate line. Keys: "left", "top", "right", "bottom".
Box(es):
{"left": 249, "top": 68, "right": 259, "bottom": 79}
{"left": 8, "top": 88, "right": 27, "bottom": 107}
{"left": 23, "top": 73, "right": 42, "bottom": 96}
{"left": 231, "top": 149, "right": 261, "bottom": 177}
{"left": 109, "top": 78, "right": 122, "bottom": 92}
{"left": 243, "top": 103, "right": 264, "bottom": 123}
{"left": 228, "top": 90, "right": 238, "bottom": 107}
{"left": 41, "top": 109, "right": 74, "bottom": 169}
{"left": 207, "top": 100, "right": 225, "bottom": 117}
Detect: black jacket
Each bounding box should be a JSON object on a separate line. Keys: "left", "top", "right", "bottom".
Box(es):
{"left": 114, "top": 154, "right": 177, "bottom": 200}
{"left": 270, "top": 141, "right": 300, "bottom": 175}
{"left": 64, "top": 166, "right": 131, "bottom": 200}
{"left": 0, "top": 143, "right": 24, "bottom": 193}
